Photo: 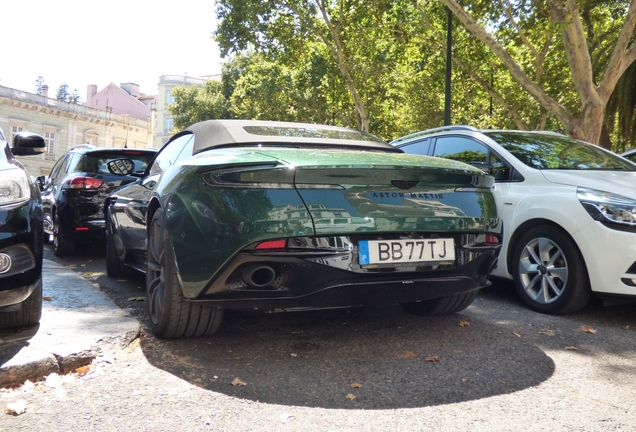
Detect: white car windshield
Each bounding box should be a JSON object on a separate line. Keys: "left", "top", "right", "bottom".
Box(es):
{"left": 485, "top": 132, "right": 636, "bottom": 171}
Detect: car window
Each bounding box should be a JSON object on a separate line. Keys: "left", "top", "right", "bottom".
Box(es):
{"left": 484, "top": 132, "right": 636, "bottom": 170}
{"left": 433, "top": 137, "right": 488, "bottom": 164}
{"left": 399, "top": 139, "right": 430, "bottom": 155}
{"left": 72, "top": 152, "right": 154, "bottom": 175}
{"left": 149, "top": 134, "right": 193, "bottom": 176}
{"left": 491, "top": 153, "right": 511, "bottom": 181}
{"left": 49, "top": 155, "right": 70, "bottom": 180}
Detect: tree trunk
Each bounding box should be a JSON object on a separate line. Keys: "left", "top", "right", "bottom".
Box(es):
{"left": 565, "top": 102, "right": 606, "bottom": 146}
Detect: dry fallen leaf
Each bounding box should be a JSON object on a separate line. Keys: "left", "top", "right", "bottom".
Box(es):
{"left": 350, "top": 383, "right": 363, "bottom": 388}
{"left": 459, "top": 321, "right": 470, "bottom": 327}
{"left": 5, "top": 400, "right": 27, "bottom": 416}
{"left": 346, "top": 394, "right": 356, "bottom": 400}
{"left": 581, "top": 325, "right": 597, "bottom": 334}
{"left": 231, "top": 377, "right": 247, "bottom": 386}
{"left": 512, "top": 332, "right": 522, "bottom": 338}
{"left": 565, "top": 346, "right": 579, "bottom": 351}
{"left": 461, "top": 378, "right": 469, "bottom": 382}
{"left": 399, "top": 350, "right": 417, "bottom": 359}
{"left": 426, "top": 355, "right": 440, "bottom": 363}
{"left": 537, "top": 330, "right": 555, "bottom": 336}
{"left": 623, "top": 325, "right": 630, "bottom": 331}
{"left": 42, "top": 296, "right": 52, "bottom": 301}
{"left": 127, "top": 297, "right": 147, "bottom": 302}
{"left": 75, "top": 365, "right": 90, "bottom": 376}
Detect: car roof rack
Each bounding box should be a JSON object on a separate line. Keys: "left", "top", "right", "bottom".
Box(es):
{"left": 391, "top": 125, "right": 478, "bottom": 145}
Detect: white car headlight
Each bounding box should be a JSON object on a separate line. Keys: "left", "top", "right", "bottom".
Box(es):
{"left": 577, "top": 187, "right": 636, "bottom": 226}
{"left": 0, "top": 169, "right": 30, "bottom": 206}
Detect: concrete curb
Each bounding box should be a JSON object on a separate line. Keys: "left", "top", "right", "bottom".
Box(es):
{"left": 0, "top": 259, "right": 140, "bottom": 388}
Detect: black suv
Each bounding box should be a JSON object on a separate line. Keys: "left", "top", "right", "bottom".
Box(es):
{"left": 0, "top": 129, "right": 47, "bottom": 329}
{"left": 39, "top": 145, "right": 157, "bottom": 256}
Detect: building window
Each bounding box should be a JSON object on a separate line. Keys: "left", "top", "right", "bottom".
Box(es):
{"left": 11, "top": 126, "right": 24, "bottom": 145}
{"left": 164, "top": 117, "right": 173, "bottom": 135}
{"left": 84, "top": 130, "right": 99, "bottom": 147}
{"left": 165, "top": 89, "right": 174, "bottom": 105}
{"left": 44, "top": 131, "right": 56, "bottom": 154}
{"left": 43, "top": 131, "right": 57, "bottom": 161}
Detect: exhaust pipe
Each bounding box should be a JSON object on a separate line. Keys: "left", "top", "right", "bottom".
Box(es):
{"left": 241, "top": 265, "right": 276, "bottom": 288}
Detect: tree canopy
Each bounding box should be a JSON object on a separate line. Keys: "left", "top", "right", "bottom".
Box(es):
{"left": 166, "top": 0, "right": 636, "bottom": 148}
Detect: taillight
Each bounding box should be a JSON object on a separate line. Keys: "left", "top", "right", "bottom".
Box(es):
{"left": 255, "top": 240, "right": 287, "bottom": 250}
{"left": 485, "top": 235, "right": 499, "bottom": 245}
{"left": 63, "top": 176, "right": 104, "bottom": 189}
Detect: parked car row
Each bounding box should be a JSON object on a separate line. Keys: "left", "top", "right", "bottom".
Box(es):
{"left": 3, "top": 121, "right": 636, "bottom": 337}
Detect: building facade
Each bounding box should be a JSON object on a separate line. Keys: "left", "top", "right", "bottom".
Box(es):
{"left": 155, "top": 74, "right": 220, "bottom": 148}
{"left": 0, "top": 85, "right": 155, "bottom": 177}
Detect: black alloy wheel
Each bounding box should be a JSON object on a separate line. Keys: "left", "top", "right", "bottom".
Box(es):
{"left": 146, "top": 210, "right": 223, "bottom": 339}
{"left": 511, "top": 225, "right": 592, "bottom": 314}
{"left": 53, "top": 211, "right": 75, "bottom": 256}
{"left": 106, "top": 209, "right": 127, "bottom": 277}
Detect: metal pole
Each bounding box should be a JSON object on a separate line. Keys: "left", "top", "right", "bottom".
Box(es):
{"left": 444, "top": 7, "right": 452, "bottom": 126}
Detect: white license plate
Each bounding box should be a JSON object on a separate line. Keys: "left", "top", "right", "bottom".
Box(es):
{"left": 358, "top": 238, "right": 455, "bottom": 266}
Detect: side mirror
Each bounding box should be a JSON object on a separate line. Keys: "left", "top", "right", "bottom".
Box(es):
{"left": 11, "top": 132, "right": 46, "bottom": 156}
{"left": 35, "top": 175, "right": 47, "bottom": 190}
{"left": 107, "top": 158, "right": 135, "bottom": 176}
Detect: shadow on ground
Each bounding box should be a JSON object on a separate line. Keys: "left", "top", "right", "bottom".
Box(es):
{"left": 140, "top": 305, "right": 554, "bottom": 409}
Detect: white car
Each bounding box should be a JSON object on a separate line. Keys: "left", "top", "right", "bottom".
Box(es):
{"left": 393, "top": 126, "right": 636, "bottom": 314}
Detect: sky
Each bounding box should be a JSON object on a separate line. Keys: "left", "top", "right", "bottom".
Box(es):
{"left": 2, "top": 0, "right": 223, "bottom": 100}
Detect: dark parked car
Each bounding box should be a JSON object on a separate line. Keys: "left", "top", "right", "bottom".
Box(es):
{"left": 38, "top": 145, "right": 157, "bottom": 256}
{"left": 106, "top": 119, "right": 501, "bottom": 339}
{"left": 0, "top": 129, "right": 47, "bottom": 329}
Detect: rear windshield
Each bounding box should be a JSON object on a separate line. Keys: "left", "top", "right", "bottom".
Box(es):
{"left": 484, "top": 132, "right": 636, "bottom": 171}
{"left": 72, "top": 151, "right": 155, "bottom": 175}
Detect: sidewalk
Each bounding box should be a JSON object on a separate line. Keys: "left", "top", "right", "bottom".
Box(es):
{"left": 0, "top": 259, "right": 140, "bottom": 388}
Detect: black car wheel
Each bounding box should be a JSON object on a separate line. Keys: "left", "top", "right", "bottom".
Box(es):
{"left": 106, "top": 208, "right": 127, "bottom": 277}
{"left": 146, "top": 210, "right": 223, "bottom": 338}
{"left": 401, "top": 290, "right": 478, "bottom": 315}
{"left": 511, "top": 225, "right": 592, "bottom": 314}
{"left": 0, "top": 280, "right": 42, "bottom": 329}
{"left": 53, "top": 212, "right": 75, "bottom": 256}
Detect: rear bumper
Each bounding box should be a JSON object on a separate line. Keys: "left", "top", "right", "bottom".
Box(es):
{"left": 188, "top": 238, "right": 499, "bottom": 310}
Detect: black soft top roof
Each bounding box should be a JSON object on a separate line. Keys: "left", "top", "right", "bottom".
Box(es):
{"left": 183, "top": 119, "right": 399, "bottom": 154}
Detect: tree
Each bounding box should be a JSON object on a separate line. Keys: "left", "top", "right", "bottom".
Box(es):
{"left": 56, "top": 82, "right": 70, "bottom": 102}
{"left": 215, "top": 0, "right": 408, "bottom": 132}
{"left": 168, "top": 79, "right": 227, "bottom": 132}
{"left": 437, "top": 0, "right": 636, "bottom": 146}
{"left": 69, "top": 89, "right": 81, "bottom": 104}
{"left": 35, "top": 76, "right": 44, "bottom": 95}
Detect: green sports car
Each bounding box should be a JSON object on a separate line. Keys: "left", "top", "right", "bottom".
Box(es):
{"left": 105, "top": 120, "right": 501, "bottom": 338}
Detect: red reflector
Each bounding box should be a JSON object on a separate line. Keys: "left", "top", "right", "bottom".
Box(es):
{"left": 122, "top": 151, "right": 142, "bottom": 155}
{"left": 485, "top": 235, "right": 499, "bottom": 245}
{"left": 64, "top": 176, "right": 104, "bottom": 189}
{"left": 255, "top": 240, "right": 286, "bottom": 250}
{"left": 75, "top": 227, "right": 89, "bottom": 231}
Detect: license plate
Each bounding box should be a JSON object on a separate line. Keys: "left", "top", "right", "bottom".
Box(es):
{"left": 358, "top": 238, "right": 455, "bottom": 266}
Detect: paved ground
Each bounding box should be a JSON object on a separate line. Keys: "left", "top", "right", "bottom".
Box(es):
{"left": 0, "top": 260, "right": 139, "bottom": 388}
{"left": 1, "top": 254, "right": 635, "bottom": 431}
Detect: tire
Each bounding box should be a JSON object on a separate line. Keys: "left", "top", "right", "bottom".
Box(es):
{"left": 401, "top": 290, "right": 478, "bottom": 316}
{"left": 106, "top": 231, "right": 127, "bottom": 278}
{"left": 53, "top": 212, "right": 75, "bottom": 256}
{"left": 146, "top": 210, "right": 223, "bottom": 339}
{"left": 0, "top": 280, "right": 42, "bottom": 329}
{"left": 511, "top": 225, "right": 592, "bottom": 314}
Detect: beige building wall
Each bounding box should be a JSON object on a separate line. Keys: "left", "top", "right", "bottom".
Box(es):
{"left": 155, "top": 74, "right": 220, "bottom": 148}
{"left": 0, "top": 85, "right": 154, "bottom": 177}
